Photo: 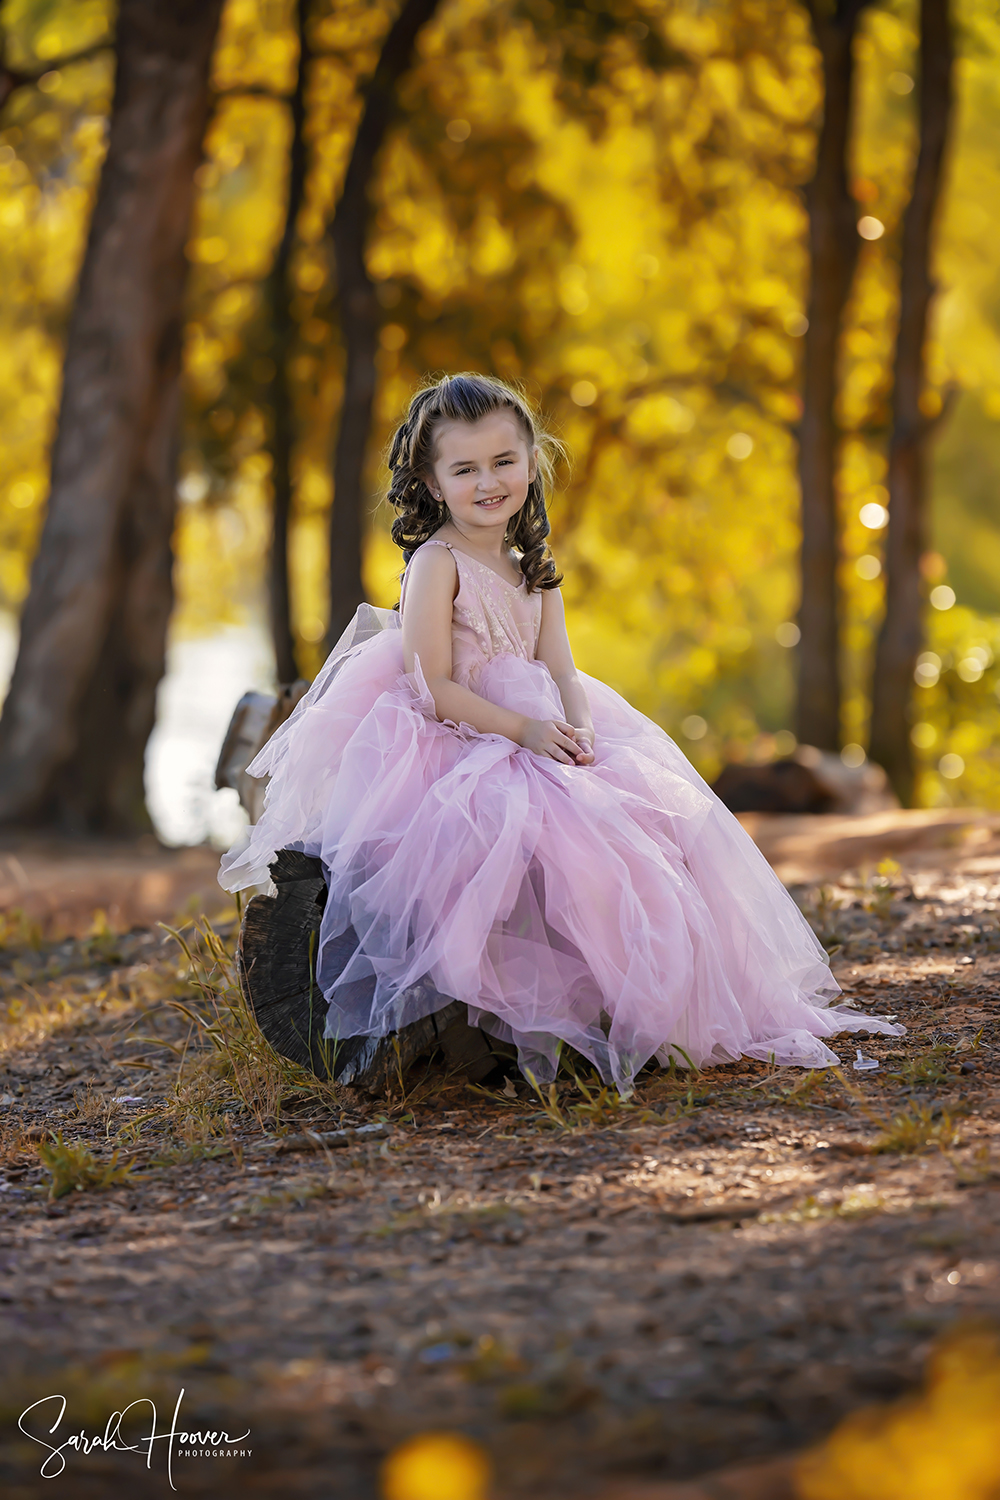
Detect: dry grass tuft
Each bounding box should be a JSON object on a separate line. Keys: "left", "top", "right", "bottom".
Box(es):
{"left": 856, "top": 857, "right": 905, "bottom": 919}
{"left": 519, "top": 1070, "right": 660, "bottom": 1131}
{"left": 951, "top": 1142, "right": 1000, "bottom": 1187}
{"left": 82, "top": 909, "right": 123, "bottom": 965}
{"left": 160, "top": 917, "right": 346, "bottom": 1131}
{"left": 36, "top": 1131, "right": 137, "bottom": 1200}
{"left": 71, "top": 1080, "right": 130, "bottom": 1135}
{"left": 890, "top": 1044, "right": 957, "bottom": 1089}
{"left": 871, "top": 1102, "right": 962, "bottom": 1156}
{"left": 0, "top": 907, "right": 43, "bottom": 951}
{"left": 799, "top": 884, "right": 847, "bottom": 950}
{"left": 766, "top": 1067, "right": 835, "bottom": 1110}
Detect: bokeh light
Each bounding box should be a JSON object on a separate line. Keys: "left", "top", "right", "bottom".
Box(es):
{"left": 381, "top": 1432, "right": 491, "bottom": 1500}
{"left": 859, "top": 502, "right": 889, "bottom": 529}
{"left": 797, "top": 1328, "right": 1000, "bottom": 1500}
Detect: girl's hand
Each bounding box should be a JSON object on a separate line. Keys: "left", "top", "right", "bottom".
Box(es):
{"left": 570, "top": 727, "right": 595, "bottom": 765}
{"left": 520, "top": 718, "right": 588, "bottom": 764}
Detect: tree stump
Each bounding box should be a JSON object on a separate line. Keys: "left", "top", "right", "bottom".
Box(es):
{"left": 237, "top": 848, "right": 514, "bottom": 1093}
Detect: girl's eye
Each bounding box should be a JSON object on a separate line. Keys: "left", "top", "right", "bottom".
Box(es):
{"left": 496, "top": 459, "right": 513, "bottom": 467}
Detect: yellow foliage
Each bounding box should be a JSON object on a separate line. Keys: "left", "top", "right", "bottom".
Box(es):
{"left": 1, "top": 0, "right": 1000, "bottom": 797}
{"left": 0, "top": 3, "right": 113, "bottom": 607}
{"left": 797, "top": 1328, "right": 1000, "bottom": 1500}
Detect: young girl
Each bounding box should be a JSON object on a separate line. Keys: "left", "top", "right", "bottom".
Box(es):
{"left": 220, "top": 373, "right": 902, "bottom": 1091}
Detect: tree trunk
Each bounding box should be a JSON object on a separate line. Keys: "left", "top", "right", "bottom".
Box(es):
{"left": 868, "top": 0, "right": 954, "bottom": 806}
{"left": 238, "top": 848, "right": 515, "bottom": 1091}
{"left": 0, "top": 41, "right": 20, "bottom": 110}
{"left": 0, "top": 0, "right": 224, "bottom": 835}
{"left": 795, "top": 0, "right": 872, "bottom": 751}
{"left": 265, "top": 0, "right": 311, "bottom": 685}
{"left": 326, "top": 0, "right": 443, "bottom": 651}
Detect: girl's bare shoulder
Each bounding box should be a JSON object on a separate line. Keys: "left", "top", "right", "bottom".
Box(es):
{"left": 404, "top": 539, "right": 459, "bottom": 596}
{"left": 539, "top": 581, "right": 566, "bottom": 614}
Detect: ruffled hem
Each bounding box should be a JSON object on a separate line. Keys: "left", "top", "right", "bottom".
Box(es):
{"left": 220, "top": 609, "right": 905, "bottom": 1089}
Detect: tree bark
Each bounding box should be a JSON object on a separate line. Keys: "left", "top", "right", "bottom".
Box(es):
{"left": 868, "top": 0, "right": 954, "bottom": 806}
{"left": 326, "top": 0, "right": 443, "bottom": 651}
{"left": 264, "top": 0, "right": 311, "bottom": 685}
{"left": 795, "top": 0, "right": 872, "bottom": 751}
{"left": 0, "top": 0, "right": 224, "bottom": 834}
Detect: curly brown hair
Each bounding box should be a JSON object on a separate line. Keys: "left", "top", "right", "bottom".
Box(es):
{"left": 387, "top": 373, "right": 563, "bottom": 593}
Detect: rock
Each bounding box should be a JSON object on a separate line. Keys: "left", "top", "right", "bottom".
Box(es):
{"left": 712, "top": 759, "right": 834, "bottom": 814}
{"left": 795, "top": 745, "right": 899, "bottom": 814}
{"left": 712, "top": 746, "right": 899, "bottom": 816}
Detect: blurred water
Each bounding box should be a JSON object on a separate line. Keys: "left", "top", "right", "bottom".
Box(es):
{"left": 147, "top": 626, "right": 276, "bottom": 847}
{"left": 0, "top": 613, "right": 275, "bottom": 848}
{"left": 0, "top": 613, "right": 15, "bottom": 704}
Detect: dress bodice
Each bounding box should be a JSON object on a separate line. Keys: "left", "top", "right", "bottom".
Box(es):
{"left": 402, "top": 538, "right": 542, "bottom": 688}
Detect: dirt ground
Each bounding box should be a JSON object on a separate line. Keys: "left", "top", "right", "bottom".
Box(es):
{"left": 0, "top": 819, "right": 998, "bottom": 1498}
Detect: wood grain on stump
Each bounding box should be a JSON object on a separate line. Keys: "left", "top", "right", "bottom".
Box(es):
{"left": 237, "top": 848, "right": 513, "bottom": 1093}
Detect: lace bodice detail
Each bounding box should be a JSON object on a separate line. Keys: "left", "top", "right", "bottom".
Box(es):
{"left": 402, "top": 538, "right": 542, "bottom": 688}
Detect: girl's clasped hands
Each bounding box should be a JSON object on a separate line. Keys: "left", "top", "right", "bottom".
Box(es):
{"left": 520, "top": 718, "right": 595, "bottom": 765}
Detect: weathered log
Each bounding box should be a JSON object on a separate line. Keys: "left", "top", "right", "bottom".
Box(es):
{"left": 237, "top": 848, "right": 514, "bottom": 1092}
{"left": 216, "top": 682, "right": 309, "bottom": 822}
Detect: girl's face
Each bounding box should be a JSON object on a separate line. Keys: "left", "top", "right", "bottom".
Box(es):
{"left": 427, "top": 412, "right": 536, "bottom": 544}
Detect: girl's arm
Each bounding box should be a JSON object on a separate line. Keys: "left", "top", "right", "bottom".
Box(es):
{"left": 401, "top": 546, "right": 585, "bottom": 764}
{"left": 536, "top": 588, "right": 595, "bottom": 763}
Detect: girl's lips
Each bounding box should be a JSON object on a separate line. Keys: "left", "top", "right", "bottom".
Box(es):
{"left": 475, "top": 496, "right": 506, "bottom": 508}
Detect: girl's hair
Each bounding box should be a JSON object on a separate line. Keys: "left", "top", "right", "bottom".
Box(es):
{"left": 387, "top": 373, "right": 563, "bottom": 592}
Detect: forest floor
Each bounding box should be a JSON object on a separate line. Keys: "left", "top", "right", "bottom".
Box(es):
{"left": 0, "top": 823, "right": 998, "bottom": 1498}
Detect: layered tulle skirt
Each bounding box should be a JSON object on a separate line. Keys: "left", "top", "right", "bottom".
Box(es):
{"left": 220, "top": 607, "right": 903, "bottom": 1090}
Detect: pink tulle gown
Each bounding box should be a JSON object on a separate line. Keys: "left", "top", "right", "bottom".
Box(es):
{"left": 219, "top": 539, "right": 903, "bottom": 1090}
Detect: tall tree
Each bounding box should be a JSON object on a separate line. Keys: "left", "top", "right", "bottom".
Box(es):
{"left": 795, "top": 0, "right": 874, "bottom": 751}
{"left": 325, "top": 0, "right": 443, "bottom": 650}
{"left": 869, "top": 0, "right": 955, "bottom": 803}
{"left": 265, "top": 0, "right": 311, "bottom": 685}
{"left": 0, "top": 0, "right": 224, "bottom": 835}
